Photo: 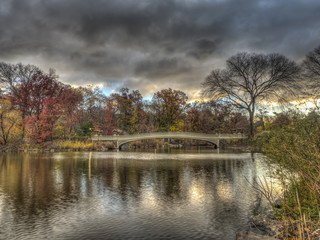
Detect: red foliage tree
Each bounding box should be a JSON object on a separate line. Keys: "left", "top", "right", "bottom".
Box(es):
{"left": 10, "top": 71, "right": 65, "bottom": 143}
{"left": 26, "top": 97, "right": 59, "bottom": 143}
{"left": 59, "top": 87, "right": 83, "bottom": 139}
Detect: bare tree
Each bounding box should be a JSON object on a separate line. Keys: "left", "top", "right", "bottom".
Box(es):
{"left": 303, "top": 45, "right": 320, "bottom": 109}
{"left": 202, "top": 52, "right": 300, "bottom": 138}
{"left": 0, "top": 62, "right": 40, "bottom": 94}
{"left": 304, "top": 45, "right": 320, "bottom": 77}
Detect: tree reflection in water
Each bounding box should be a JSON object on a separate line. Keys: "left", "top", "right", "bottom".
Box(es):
{"left": 0, "top": 151, "right": 270, "bottom": 240}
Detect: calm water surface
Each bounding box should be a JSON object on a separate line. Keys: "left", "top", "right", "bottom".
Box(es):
{"left": 0, "top": 150, "right": 272, "bottom": 240}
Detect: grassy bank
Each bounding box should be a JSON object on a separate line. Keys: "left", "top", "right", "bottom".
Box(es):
{"left": 256, "top": 111, "right": 320, "bottom": 239}
{"left": 0, "top": 140, "right": 96, "bottom": 152}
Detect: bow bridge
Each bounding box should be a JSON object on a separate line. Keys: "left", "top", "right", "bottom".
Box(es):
{"left": 91, "top": 132, "right": 247, "bottom": 149}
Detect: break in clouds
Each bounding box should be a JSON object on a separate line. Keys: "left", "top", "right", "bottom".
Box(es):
{"left": 0, "top": 0, "right": 320, "bottom": 99}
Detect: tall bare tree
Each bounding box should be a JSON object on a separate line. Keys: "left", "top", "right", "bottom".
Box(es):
{"left": 303, "top": 45, "right": 320, "bottom": 109}
{"left": 202, "top": 52, "right": 300, "bottom": 138}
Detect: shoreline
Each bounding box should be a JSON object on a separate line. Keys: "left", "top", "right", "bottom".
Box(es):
{"left": 0, "top": 139, "right": 255, "bottom": 154}
{"left": 0, "top": 145, "right": 258, "bottom": 153}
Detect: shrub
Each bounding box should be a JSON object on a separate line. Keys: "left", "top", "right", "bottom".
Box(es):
{"left": 58, "top": 140, "right": 93, "bottom": 150}
{"left": 257, "top": 111, "right": 320, "bottom": 218}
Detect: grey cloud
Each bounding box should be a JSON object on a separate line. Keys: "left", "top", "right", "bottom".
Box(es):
{"left": 187, "top": 39, "right": 221, "bottom": 60}
{"left": 0, "top": 0, "right": 320, "bottom": 99}
{"left": 135, "top": 57, "right": 191, "bottom": 79}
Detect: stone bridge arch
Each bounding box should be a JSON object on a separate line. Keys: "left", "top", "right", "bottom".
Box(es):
{"left": 117, "top": 138, "right": 219, "bottom": 150}
{"left": 91, "top": 132, "right": 247, "bottom": 150}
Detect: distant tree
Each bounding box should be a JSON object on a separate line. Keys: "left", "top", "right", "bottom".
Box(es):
{"left": 79, "top": 86, "right": 105, "bottom": 114}
{"left": 77, "top": 121, "right": 94, "bottom": 137}
{"left": 59, "top": 86, "right": 83, "bottom": 140}
{"left": 111, "top": 88, "right": 146, "bottom": 134}
{"left": 185, "top": 102, "right": 201, "bottom": 132}
{"left": 151, "top": 88, "right": 188, "bottom": 132}
{"left": 303, "top": 45, "right": 320, "bottom": 109}
{"left": 208, "top": 101, "right": 233, "bottom": 133}
{"left": 203, "top": 52, "right": 300, "bottom": 138}
{"left": 77, "top": 86, "right": 107, "bottom": 134}
{"left": 103, "top": 97, "right": 116, "bottom": 135}
{"left": 186, "top": 101, "right": 249, "bottom": 134}
{"left": 198, "top": 106, "right": 214, "bottom": 133}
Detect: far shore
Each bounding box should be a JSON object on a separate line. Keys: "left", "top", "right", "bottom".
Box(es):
{"left": 0, "top": 140, "right": 256, "bottom": 153}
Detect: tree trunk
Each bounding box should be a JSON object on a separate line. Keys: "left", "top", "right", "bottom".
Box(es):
{"left": 248, "top": 101, "right": 255, "bottom": 138}
{"left": 249, "top": 111, "right": 254, "bottom": 138}
{"left": 167, "top": 121, "right": 171, "bottom": 143}
{"left": 21, "top": 112, "right": 26, "bottom": 140}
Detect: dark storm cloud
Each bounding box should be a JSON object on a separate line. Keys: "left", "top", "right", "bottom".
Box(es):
{"left": 135, "top": 57, "right": 191, "bottom": 79}
{"left": 187, "top": 39, "right": 221, "bottom": 60}
{"left": 1, "top": 0, "right": 320, "bottom": 99}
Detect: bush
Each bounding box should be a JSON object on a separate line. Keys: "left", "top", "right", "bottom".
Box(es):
{"left": 257, "top": 111, "right": 320, "bottom": 217}
{"left": 57, "top": 140, "right": 93, "bottom": 150}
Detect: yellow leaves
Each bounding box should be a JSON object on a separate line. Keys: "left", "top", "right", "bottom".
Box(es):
{"left": 264, "top": 122, "right": 271, "bottom": 131}
{"left": 256, "top": 126, "right": 264, "bottom": 133}
{"left": 54, "top": 125, "right": 66, "bottom": 139}
{"left": 170, "top": 120, "right": 185, "bottom": 132}
{"left": 0, "top": 97, "right": 22, "bottom": 144}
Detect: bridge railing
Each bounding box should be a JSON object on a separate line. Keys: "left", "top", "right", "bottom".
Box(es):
{"left": 91, "top": 132, "right": 247, "bottom": 141}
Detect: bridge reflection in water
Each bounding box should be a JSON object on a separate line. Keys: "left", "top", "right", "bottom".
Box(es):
{"left": 91, "top": 132, "right": 247, "bottom": 150}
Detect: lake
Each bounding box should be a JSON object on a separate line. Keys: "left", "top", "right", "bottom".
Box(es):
{"left": 0, "top": 149, "right": 273, "bottom": 239}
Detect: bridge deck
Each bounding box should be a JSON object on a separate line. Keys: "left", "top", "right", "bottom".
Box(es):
{"left": 92, "top": 132, "right": 246, "bottom": 141}
{"left": 91, "top": 132, "right": 247, "bottom": 149}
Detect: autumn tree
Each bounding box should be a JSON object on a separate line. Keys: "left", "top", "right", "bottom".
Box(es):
{"left": 10, "top": 71, "right": 63, "bottom": 118}
{"left": 185, "top": 101, "right": 248, "bottom": 134}
{"left": 185, "top": 102, "right": 201, "bottom": 132}
{"left": 207, "top": 101, "right": 232, "bottom": 133}
{"left": 58, "top": 86, "right": 83, "bottom": 140}
{"left": 77, "top": 86, "right": 106, "bottom": 135}
{"left": 10, "top": 71, "right": 65, "bottom": 143}
{"left": 0, "top": 97, "right": 21, "bottom": 144}
{"left": 151, "top": 88, "right": 188, "bottom": 132}
{"left": 111, "top": 88, "right": 147, "bottom": 134}
{"left": 198, "top": 105, "right": 214, "bottom": 133}
{"left": 79, "top": 86, "right": 105, "bottom": 116}
{"left": 103, "top": 97, "right": 116, "bottom": 135}
{"left": 0, "top": 63, "right": 45, "bottom": 138}
{"left": 26, "top": 98, "right": 59, "bottom": 143}
{"left": 0, "top": 62, "right": 40, "bottom": 94}
{"left": 203, "top": 52, "right": 300, "bottom": 138}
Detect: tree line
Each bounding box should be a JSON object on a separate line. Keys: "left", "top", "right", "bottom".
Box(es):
{"left": 0, "top": 66, "right": 248, "bottom": 146}
{"left": 1, "top": 45, "right": 320, "bottom": 146}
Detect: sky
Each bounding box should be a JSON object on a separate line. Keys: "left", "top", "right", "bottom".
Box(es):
{"left": 0, "top": 0, "right": 320, "bottom": 100}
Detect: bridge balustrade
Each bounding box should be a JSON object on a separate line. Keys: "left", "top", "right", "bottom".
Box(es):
{"left": 91, "top": 132, "right": 247, "bottom": 150}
